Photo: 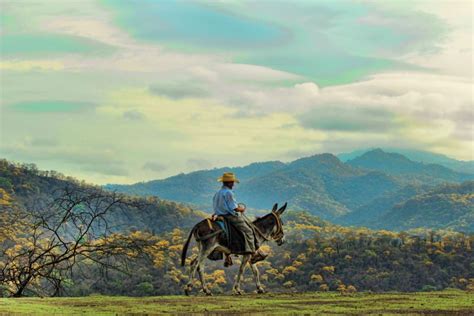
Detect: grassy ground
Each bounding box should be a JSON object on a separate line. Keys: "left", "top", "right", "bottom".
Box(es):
{"left": 0, "top": 289, "right": 472, "bottom": 315}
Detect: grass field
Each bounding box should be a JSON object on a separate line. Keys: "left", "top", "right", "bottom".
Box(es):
{"left": 0, "top": 289, "right": 473, "bottom": 315}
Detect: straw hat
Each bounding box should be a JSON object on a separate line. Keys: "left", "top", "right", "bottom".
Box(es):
{"left": 217, "top": 172, "right": 240, "bottom": 183}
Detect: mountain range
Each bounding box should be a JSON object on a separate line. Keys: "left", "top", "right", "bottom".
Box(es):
{"left": 104, "top": 149, "right": 474, "bottom": 232}
{"left": 338, "top": 147, "right": 474, "bottom": 174}
{"left": 0, "top": 159, "right": 203, "bottom": 235}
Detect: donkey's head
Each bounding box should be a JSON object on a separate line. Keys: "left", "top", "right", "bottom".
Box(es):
{"left": 268, "top": 202, "right": 287, "bottom": 246}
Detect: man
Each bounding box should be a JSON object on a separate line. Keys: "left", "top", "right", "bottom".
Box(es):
{"left": 212, "top": 172, "right": 267, "bottom": 266}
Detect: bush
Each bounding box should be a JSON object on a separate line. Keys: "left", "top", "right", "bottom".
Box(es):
{"left": 135, "top": 282, "right": 154, "bottom": 296}
{"left": 421, "top": 285, "right": 437, "bottom": 292}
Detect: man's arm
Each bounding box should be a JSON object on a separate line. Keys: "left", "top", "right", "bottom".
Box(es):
{"left": 211, "top": 192, "right": 219, "bottom": 220}
{"left": 224, "top": 191, "right": 243, "bottom": 215}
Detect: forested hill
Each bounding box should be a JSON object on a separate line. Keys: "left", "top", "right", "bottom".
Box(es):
{"left": 337, "top": 181, "right": 474, "bottom": 232}
{"left": 346, "top": 149, "right": 472, "bottom": 183}
{"left": 338, "top": 147, "right": 474, "bottom": 174}
{"left": 0, "top": 159, "right": 203, "bottom": 234}
{"left": 106, "top": 153, "right": 402, "bottom": 219}
{"left": 1, "top": 158, "right": 473, "bottom": 296}
{"left": 104, "top": 150, "right": 473, "bottom": 231}
{"left": 375, "top": 181, "right": 474, "bottom": 232}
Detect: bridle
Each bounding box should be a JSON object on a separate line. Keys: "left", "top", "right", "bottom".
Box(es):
{"left": 247, "top": 211, "right": 284, "bottom": 242}
{"left": 270, "top": 211, "right": 284, "bottom": 241}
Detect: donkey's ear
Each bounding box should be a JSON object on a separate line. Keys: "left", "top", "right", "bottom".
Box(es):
{"left": 277, "top": 202, "right": 287, "bottom": 215}
{"left": 272, "top": 203, "right": 278, "bottom": 212}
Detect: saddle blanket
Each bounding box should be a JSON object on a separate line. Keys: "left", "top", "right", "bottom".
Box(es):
{"left": 207, "top": 216, "right": 246, "bottom": 260}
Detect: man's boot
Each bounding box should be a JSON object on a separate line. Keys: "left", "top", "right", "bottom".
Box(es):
{"left": 224, "top": 254, "right": 233, "bottom": 267}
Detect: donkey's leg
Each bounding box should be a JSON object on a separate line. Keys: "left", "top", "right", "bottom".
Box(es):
{"left": 233, "top": 254, "right": 251, "bottom": 295}
{"left": 185, "top": 242, "right": 202, "bottom": 295}
{"left": 196, "top": 242, "right": 217, "bottom": 296}
{"left": 250, "top": 263, "right": 265, "bottom": 293}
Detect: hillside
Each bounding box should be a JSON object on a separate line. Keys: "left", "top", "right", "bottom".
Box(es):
{"left": 337, "top": 181, "right": 474, "bottom": 232}
{"left": 339, "top": 147, "right": 474, "bottom": 174}
{"left": 105, "top": 161, "right": 285, "bottom": 208}
{"left": 374, "top": 181, "right": 474, "bottom": 232}
{"left": 346, "top": 149, "right": 473, "bottom": 183}
{"left": 336, "top": 184, "right": 432, "bottom": 226}
{"left": 0, "top": 159, "right": 203, "bottom": 234}
{"left": 239, "top": 154, "right": 401, "bottom": 218}
{"left": 106, "top": 153, "right": 402, "bottom": 220}
{"left": 105, "top": 151, "right": 473, "bottom": 226}
{"left": 1, "top": 158, "right": 473, "bottom": 297}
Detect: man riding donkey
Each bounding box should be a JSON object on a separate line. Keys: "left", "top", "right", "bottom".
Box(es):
{"left": 211, "top": 172, "right": 268, "bottom": 266}
{"left": 181, "top": 171, "right": 288, "bottom": 295}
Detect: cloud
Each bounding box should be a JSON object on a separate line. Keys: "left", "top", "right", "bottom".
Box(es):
{"left": 398, "top": 0, "right": 473, "bottom": 78}
{"left": 0, "top": 140, "right": 130, "bottom": 177}
{"left": 299, "top": 107, "right": 399, "bottom": 132}
{"left": 0, "top": 60, "right": 64, "bottom": 71}
{"left": 142, "top": 162, "right": 167, "bottom": 172}
{"left": 123, "top": 110, "right": 145, "bottom": 121}
{"left": 80, "top": 163, "right": 129, "bottom": 176}
{"left": 29, "top": 137, "right": 58, "bottom": 147}
{"left": 1, "top": 34, "right": 114, "bottom": 57}
{"left": 149, "top": 82, "right": 209, "bottom": 99}
{"left": 448, "top": 108, "right": 474, "bottom": 142}
{"left": 8, "top": 100, "right": 96, "bottom": 113}
{"left": 100, "top": 0, "right": 285, "bottom": 50}
{"left": 186, "top": 158, "right": 212, "bottom": 170}
{"left": 225, "top": 81, "right": 321, "bottom": 115}
{"left": 293, "top": 72, "right": 473, "bottom": 159}
{"left": 1, "top": 0, "right": 472, "bottom": 186}
{"left": 99, "top": 0, "right": 449, "bottom": 85}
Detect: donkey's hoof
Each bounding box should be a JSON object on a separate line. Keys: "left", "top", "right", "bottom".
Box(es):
{"left": 233, "top": 289, "right": 243, "bottom": 295}
{"left": 184, "top": 285, "right": 192, "bottom": 296}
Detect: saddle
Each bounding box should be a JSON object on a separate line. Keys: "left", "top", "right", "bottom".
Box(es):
{"left": 206, "top": 216, "right": 246, "bottom": 261}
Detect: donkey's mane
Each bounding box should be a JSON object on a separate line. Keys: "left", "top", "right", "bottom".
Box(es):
{"left": 253, "top": 212, "right": 275, "bottom": 224}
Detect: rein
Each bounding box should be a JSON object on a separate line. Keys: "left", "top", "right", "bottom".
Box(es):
{"left": 197, "top": 211, "right": 283, "bottom": 242}
{"left": 246, "top": 211, "right": 283, "bottom": 242}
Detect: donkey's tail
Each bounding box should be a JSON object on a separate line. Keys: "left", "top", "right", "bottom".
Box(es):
{"left": 181, "top": 226, "right": 196, "bottom": 267}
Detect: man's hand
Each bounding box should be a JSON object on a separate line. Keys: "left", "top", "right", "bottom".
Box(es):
{"left": 235, "top": 205, "right": 246, "bottom": 213}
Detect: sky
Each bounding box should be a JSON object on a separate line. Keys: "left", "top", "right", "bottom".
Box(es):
{"left": 0, "top": 0, "right": 472, "bottom": 185}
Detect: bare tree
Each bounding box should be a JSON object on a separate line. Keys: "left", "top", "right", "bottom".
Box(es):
{"left": 0, "top": 184, "right": 151, "bottom": 297}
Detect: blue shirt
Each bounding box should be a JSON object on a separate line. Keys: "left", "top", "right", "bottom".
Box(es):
{"left": 213, "top": 185, "right": 239, "bottom": 216}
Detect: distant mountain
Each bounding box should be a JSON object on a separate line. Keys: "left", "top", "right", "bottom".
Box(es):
{"left": 3, "top": 151, "right": 473, "bottom": 233}
{"left": 338, "top": 148, "right": 376, "bottom": 162}
{"left": 106, "top": 153, "right": 403, "bottom": 220}
{"left": 374, "top": 181, "right": 474, "bottom": 232}
{"left": 0, "top": 159, "right": 203, "bottom": 234}
{"left": 104, "top": 150, "right": 473, "bottom": 229}
{"left": 335, "top": 184, "right": 431, "bottom": 226}
{"left": 346, "top": 149, "right": 473, "bottom": 184}
{"left": 105, "top": 161, "right": 286, "bottom": 209}
{"left": 339, "top": 148, "right": 474, "bottom": 174}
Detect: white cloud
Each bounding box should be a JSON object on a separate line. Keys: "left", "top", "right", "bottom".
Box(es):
{"left": 296, "top": 72, "right": 473, "bottom": 160}
{"left": 399, "top": 0, "right": 473, "bottom": 78}
{"left": 2, "top": 0, "right": 472, "bottom": 185}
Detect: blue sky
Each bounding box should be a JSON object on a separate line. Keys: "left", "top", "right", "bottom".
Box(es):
{"left": 0, "top": 0, "right": 472, "bottom": 184}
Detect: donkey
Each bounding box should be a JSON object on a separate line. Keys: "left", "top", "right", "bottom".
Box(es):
{"left": 181, "top": 202, "right": 287, "bottom": 295}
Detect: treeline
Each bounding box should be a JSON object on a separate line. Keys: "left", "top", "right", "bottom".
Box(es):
{"left": 0, "top": 159, "right": 95, "bottom": 191}
{"left": 58, "top": 216, "right": 474, "bottom": 296}
{"left": 0, "top": 159, "right": 203, "bottom": 234}
{"left": 1, "top": 158, "right": 473, "bottom": 296}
